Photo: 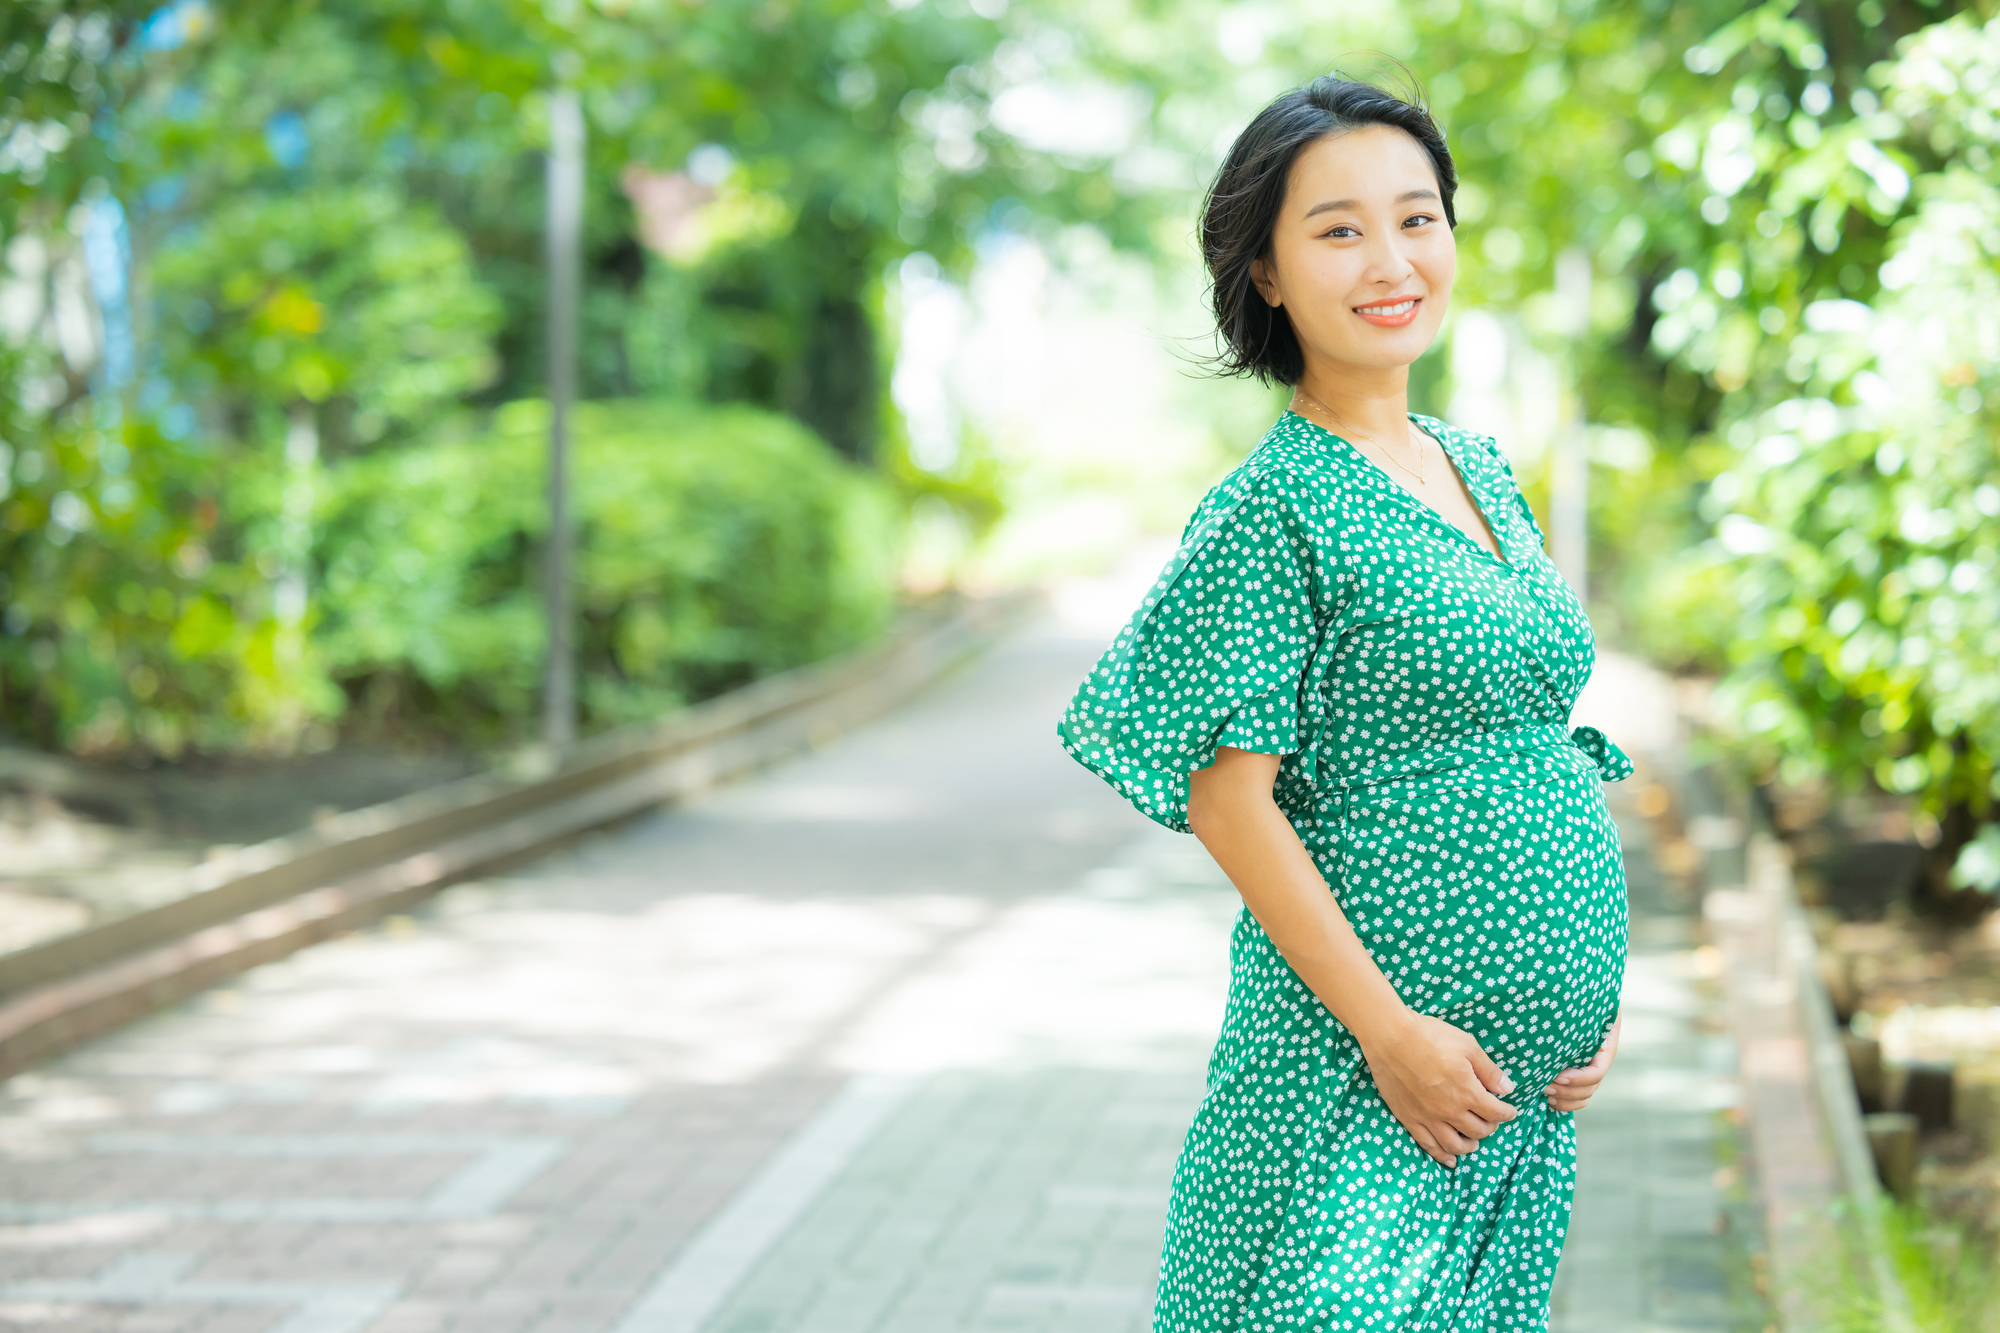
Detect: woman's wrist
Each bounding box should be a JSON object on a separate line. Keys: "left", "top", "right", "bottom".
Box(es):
{"left": 1347, "top": 998, "right": 1418, "bottom": 1054}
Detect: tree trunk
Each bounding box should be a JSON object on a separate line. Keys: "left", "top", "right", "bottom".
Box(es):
{"left": 1922, "top": 793, "right": 1994, "bottom": 923}
{"left": 795, "top": 291, "right": 878, "bottom": 464}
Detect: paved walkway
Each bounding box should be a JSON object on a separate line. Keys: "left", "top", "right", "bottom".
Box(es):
{"left": 0, "top": 613, "right": 1764, "bottom": 1332}
{"left": 1549, "top": 729, "right": 1761, "bottom": 1333}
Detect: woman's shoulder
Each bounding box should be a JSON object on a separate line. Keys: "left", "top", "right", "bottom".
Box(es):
{"left": 1211, "top": 411, "right": 1342, "bottom": 503}
{"left": 1179, "top": 422, "right": 1327, "bottom": 544}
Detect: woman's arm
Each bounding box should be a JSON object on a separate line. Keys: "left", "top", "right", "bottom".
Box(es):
{"left": 1187, "top": 745, "right": 1518, "bottom": 1167}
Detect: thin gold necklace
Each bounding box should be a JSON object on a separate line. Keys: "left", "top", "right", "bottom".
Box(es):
{"left": 1293, "top": 389, "right": 1428, "bottom": 486}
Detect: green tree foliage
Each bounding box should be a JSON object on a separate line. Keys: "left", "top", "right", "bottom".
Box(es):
{"left": 1692, "top": 14, "right": 2000, "bottom": 905}
{"left": 0, "top": 0, "right": 1116, "bottom": 754}
{"left": 152, "top": 187, "right": 499, "bottom": 440}
{"left": 2, "top": 2, "right": 514, "bottom": 750}
{"left": 7, "top": 0, "right": 2000, "bottom": 897}
{"left": 634, "top": 0, "right": 1153, "bottom": 461}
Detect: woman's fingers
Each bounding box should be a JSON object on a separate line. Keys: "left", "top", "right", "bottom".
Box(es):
{"left": 1549, "top": 1018, "right": 1624, "bottom": 1107}
{"left": 1408, "top": 1123, "right": 1457, "bottom": 1169}
{"left": 1545, "top": 1072, "right": 1601, "bottom": 1107}
{"left": 1447, "top": 1107, "right": 1506, "bottom": 1141}
{"left": 1553, "top": 1044, "right": 1613, "bottom": 1084}
{"left": 1431, "top": 1121, "right": 1479, "bottom": 1155}
{"left": 1555, "top": 1062, "right": 1610, "bottom": 1090}
{"left": 1465, "top": 1043, "right": 1516, "bottom": 1098}
{"left": 1451, "top": 1030, "right": 1519, "bottom": 1123}
{"left": 1400, "top": 1103, "right": 1475, "bottom": 1158}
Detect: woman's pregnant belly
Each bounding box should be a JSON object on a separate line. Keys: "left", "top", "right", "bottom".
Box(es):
{"left": 1325, "top": 753, "right": 1629, "bottom": 1095}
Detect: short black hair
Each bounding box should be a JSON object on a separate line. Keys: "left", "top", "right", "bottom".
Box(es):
{"left": 1201, "top": 70, "right": 1457, "bottom": 387}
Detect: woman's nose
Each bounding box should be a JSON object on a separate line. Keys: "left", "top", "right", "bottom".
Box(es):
{"left": 1362, "top": 236, "right": 1417, "bottom": 283}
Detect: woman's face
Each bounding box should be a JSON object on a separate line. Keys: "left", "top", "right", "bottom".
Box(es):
{"left": 1251, "top": 124, "right": 1456, "bottom": 377}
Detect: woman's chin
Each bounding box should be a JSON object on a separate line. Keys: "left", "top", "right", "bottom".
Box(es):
{"left": 1338, "top": 322, "right": 1445, "bottom": 370}
{"left": 1321, "top": 341, "right": 1437, "bottom": 373}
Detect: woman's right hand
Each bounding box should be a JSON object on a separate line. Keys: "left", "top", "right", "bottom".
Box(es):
{"left": 1361, "top": 1012, "right": 1517, "bottom": 1168}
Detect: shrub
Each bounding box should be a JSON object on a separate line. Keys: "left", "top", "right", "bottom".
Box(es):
{"left": 315, "top": 397, "right": 900, "bottom": 745}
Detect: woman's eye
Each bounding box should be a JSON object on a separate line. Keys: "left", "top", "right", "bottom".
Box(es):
{"left": 1323, "top": 225, "right": 1358, "bottom": 238}
{"left": 1404, "top": 214, "right": 1436, "bottom": 228}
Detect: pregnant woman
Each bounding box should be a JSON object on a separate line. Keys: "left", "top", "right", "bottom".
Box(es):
{"left": 1058, "top": 74, "right": 1631, "bottom": 1331}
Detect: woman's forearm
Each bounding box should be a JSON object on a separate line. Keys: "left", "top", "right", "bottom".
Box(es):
{"left": 1187, "top": 751, "right": 1411, "bottom": 1049}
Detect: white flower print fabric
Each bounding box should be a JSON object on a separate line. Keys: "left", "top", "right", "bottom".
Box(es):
{"left": 1058, "top": 410, "right": 1632, "bottom": 1333}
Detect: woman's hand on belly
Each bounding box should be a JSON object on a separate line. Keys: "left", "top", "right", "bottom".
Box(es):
{"left": 1545, "top": 1018, "right": 1621, "bottom": 1113}
{"left": 1362, "top": 1012, "right": 1519, "bottom": 1169}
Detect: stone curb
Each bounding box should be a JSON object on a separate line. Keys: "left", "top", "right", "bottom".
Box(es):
{"left": 0, "top": 590, "right": 1037, "bottom": 1080}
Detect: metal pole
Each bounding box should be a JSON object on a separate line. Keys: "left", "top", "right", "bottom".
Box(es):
{"left": 1551, "top": 248, "right": 1592, "bottom": 603}
{"left": 543, "top": 85, "right": 583, "bottom": 751}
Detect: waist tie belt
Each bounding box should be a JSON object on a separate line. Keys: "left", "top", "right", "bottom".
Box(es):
{"left": 1323, "top": 723, "right": 1632, "bottom": 815}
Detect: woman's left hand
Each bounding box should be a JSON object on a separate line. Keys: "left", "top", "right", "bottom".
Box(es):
{"left": 1545, "top": 1018, "right": 1621, "bottom": 1113}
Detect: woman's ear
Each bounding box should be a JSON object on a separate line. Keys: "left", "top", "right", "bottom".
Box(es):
{"left": 1249, "top": 256, "right": 1282, "bottom": 308}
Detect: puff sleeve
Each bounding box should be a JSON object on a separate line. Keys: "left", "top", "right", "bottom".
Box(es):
{"left": 1056, "top": 474, "right": 1323, "bottom": 833}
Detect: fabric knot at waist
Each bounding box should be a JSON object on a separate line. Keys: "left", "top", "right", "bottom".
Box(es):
{"left": 1565, "top": 725, "right": 1634, "bottom": 782}
{"left": 1325, "top": 721, "right": 1633, "bottom": 800}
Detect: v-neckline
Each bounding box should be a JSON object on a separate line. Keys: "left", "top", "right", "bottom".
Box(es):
{"left": 1285, "top": 409, "right": 1512, "bottom": 568}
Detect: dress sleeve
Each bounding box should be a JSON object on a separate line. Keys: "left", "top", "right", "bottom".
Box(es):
{"left": 1056, "top": 476, "right": 1319, "bottom": 833}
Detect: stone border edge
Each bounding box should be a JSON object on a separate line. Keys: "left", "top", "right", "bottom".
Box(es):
{"left": 0, "top": 590, "right": 1040, "bottom": 1081}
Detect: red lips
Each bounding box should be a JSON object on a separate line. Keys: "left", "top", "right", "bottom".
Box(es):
{"left": 1353, "top": 296, "right": 1421, "bottom": 327}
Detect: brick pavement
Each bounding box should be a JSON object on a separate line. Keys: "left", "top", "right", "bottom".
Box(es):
{"left": 0, "top": 611, "right": 1768, "bottom": 1332}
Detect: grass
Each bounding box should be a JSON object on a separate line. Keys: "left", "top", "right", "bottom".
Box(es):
{"left": 1820, "top": 1201, "right": 1995, "bottom": 1333}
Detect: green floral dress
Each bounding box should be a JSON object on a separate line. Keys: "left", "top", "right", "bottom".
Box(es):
{"left": 1058, "top": 410, "right": 1631, "bottom": 1332}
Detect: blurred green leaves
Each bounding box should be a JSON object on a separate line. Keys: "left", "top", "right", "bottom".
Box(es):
{"left": 0, "top": 0, "right": 1115, "bottom": 755}
{"left": 5, "top": 0, "right": 2000, "bottom": 907}
{"left": 1696, "top": 14, "right": 2000, "bottom": 900}
{"left": 153, "top": 186, "right": 500, "bottom": 427}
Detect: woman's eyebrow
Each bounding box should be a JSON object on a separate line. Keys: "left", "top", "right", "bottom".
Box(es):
{"left": 1302, "top": 187, "right": 1441, "bottom": 220}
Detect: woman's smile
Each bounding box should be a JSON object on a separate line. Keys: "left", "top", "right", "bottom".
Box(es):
{"left": 1355, "top": 296, "right": 1421, "bottom": 326}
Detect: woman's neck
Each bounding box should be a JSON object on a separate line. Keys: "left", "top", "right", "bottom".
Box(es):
{"left": 1293, "top": 363, "right": 1412, "bottom": 442}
